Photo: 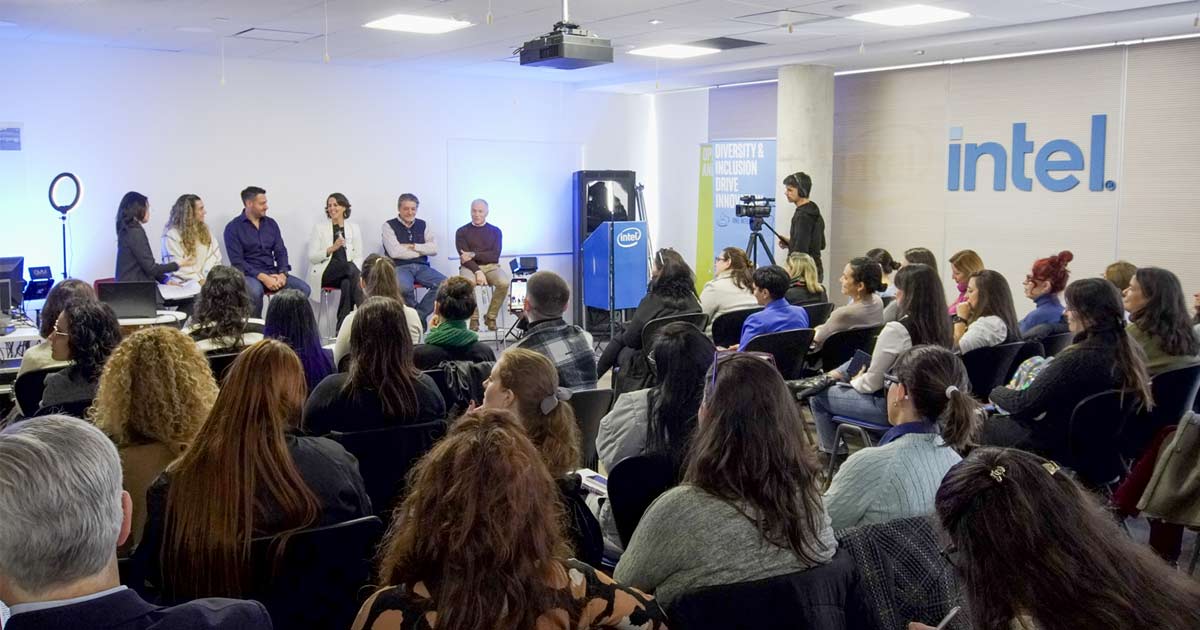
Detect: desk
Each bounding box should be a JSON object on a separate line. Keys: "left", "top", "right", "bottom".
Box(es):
{"left": 0, "top": 325, "right": 42, "bottom": 360}
{"left": 118, "top": 310, "right": 187, "bottom": 334}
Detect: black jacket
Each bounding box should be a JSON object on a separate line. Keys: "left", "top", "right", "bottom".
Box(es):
{"left": 786, "top": 282, "right": 827, "bottom": 306}
{"left": 412, "top": 342, "right": 496, "bottom": 371}
{"left": 116, "top": 225, "right": 177, "bottom": 284}
{"left": 303, "top": 372, "right": 446, "bottom": 435}
{"left": 3, "top": 588, "right": 271, "bottom": 630}
{"left": 597, "top": 292, "right": 701, "bottom": 392}
{"left": 788, "top": 201, "right": 826, "bottom": 279}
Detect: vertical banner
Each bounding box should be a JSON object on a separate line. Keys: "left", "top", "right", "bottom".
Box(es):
{"left": 695, "top": 144, "right": 714, "bottom": 290}
{"left": 696, "top": 140, "right": 777, "bottom": 287}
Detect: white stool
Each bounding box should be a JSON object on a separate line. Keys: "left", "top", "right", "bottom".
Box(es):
{"left": 317, "top": 287, "right": 341, "bottom": 340}
{"left": 474, "top": 284, "right": 503, "bottom": 347}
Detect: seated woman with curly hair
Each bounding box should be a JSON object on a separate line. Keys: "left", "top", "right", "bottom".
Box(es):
{"left": 91, "top": 326, "right": 219, "bottom": 554}
{"left": 41, "top": 297, "right": 123, "bottom": 411}
{"left": 185, "top": 265, "right": 264, "bottom": 353}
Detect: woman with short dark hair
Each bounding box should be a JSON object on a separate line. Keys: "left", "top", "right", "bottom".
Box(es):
{"left": 812, "top": 256, "right": 885, "bottom": 349}
{"left": 953, "top": 269, "right": 1021, "bottom": 353}
{"left": 306, "top": 192, "right": 365, "bottom": 331}
{"left": 1122, "top": 267, "right": 1200, "bottom": 375}
{"left": 40, "top": 298, "right": 122, "bottom": 410}
{"left": 414, "top": 275, "right": 496, "bottom": 369}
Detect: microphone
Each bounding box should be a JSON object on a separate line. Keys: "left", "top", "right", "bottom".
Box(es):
{"left": 334, "top": 225, "right": 345, "bottom": 241}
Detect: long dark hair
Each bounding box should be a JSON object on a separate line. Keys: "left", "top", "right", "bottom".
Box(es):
{"left": 192, "top": 266, "right": 251, "bottom": 347}
{"left": 343, "top": 297, "right": 420, "bottom": 420}
{"left": 719, "top": 247, "right": 754, "bottom": 291}
{"left": 1129, "top": 267, "right": 1200, "bottom": 357}
{"left": 647, "top": 323, "right": 715, "bottom": 473}
{"left": 651, "top": 248, "right": 698, "bottom": 306}
{"left": 937, "top": 447, "right": 1200, "bottom": 630}
{"left": 892, "top": 345, "right": 980, "bottom": 451}
{"left": 968, "top": 270, "right": 1021, "bottom": 343}
{"left": 62, "top": 298, "right": 123, "bottom": 382}
{"left": 687, "top": 354, "right": 828, "bottom": 564}
{"left": 116, "top": 191, "right": 148, "bottom": 234}
{"left": 264, "top": 289, "right": 333, "bottom": 392}
{"left": 1064, "top": 278, "right": 1153, "bottom": 408}
{"left": 903, "top": 247, "right": 938, "bottom": 271}
{"left": 894, "top": 264, "right": 952, "bottom": 348}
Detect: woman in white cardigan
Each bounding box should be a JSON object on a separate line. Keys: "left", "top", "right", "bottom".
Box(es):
{"left": 698, "top": 247, "right": 758, "bottom": 331}
{"left": 162, "top": 194, "right": 223, "bottom": 289}
{"left": 308, "top": 193, "right": 365, "bottom": 330}
{"left": 953, "top": 269, "right": 1022, "bottom": 354}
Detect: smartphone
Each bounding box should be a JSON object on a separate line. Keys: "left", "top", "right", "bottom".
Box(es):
{"left": 508, "top": 278, "right": 528, "bottom": 312}
{"left": 845, "top": 349, "right": 872, "bottom": 378}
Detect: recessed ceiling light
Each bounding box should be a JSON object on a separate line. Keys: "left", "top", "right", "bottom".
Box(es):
{"left": 176, "top": 26, "right": 214, "bottom": 33}
{"left": 848, "top": 4, "right": 970, "bottom": 27}
{"left": 649, "top": 19, "right": 663, "bottom": 25}
{"left": 364, "top": 14, "right": 473, "bottom": 34}
{"left": 629, "top": 44, "right": 720, "bottom": 59}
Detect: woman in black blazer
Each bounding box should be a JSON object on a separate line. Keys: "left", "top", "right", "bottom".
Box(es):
{"left": 115, "top": 191, "right": 189, "bottom": 303}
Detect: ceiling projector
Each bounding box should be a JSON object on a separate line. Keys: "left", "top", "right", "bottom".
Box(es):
{"left": 518, "top": 0, "right": 612, "bottom": 69}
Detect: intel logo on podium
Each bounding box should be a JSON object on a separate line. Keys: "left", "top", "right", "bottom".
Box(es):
{"left": 947, "top": 114, "right": 1115, "bottom": 192}
{"left": 617, "top": 227, "right": 642, "bottom": 248}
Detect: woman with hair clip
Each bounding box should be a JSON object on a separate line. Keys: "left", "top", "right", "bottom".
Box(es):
{"left": 947, "top": 249, "right": 984, "bottom": 315}
{"left": 482, "top": 348, "right": 603, "bottom": 566}
{"left": 615, "top": 353, "right": 836, "bottom": 608}
{"left": 866, "top": 248, "right": 901, "bottom": 298}
{"left": 352, "top": 409, "right": 666, "bottom": 630}
{"left": 1122, "top": 267, "right": 1200, "bottom": 375}
{"left": 906, "top": 447, "right": 1200, "bottom": 630}
{"left": 784, "top": 252, "right": 827, "bottom": 306}
{"left": 809, "top": 264, "right": 952, "bottom": 459}
{"left": 307, "top": 192, "right": 365, "bottom": 331}
{"left": 953, "top": 269, "right": 1022, "bottom": 353}
{"left": 597, "top": 248, "right": 702, "bottom": 393}
{"left": 811, "top": 256, "right": 886, "bottom": 349}
{"left": 115, "top": 191, "right": 186, "bottom": 304}
{"left": 883, "top": 248, "right": 939, "bottom": 322}
{"left": 162, "top": 193, "right": 222, "bottom": 288}
{"left": 134, "top": 339, "right": 371, "bottom": 602}
{"left": 184, "top": 265, "right": 264, "bottom": 353}
{"left": 823, "top": 345, "right": 980, "bottom": 530}
{"left": 1019, "top": 250, "right": 1073, "bottom": 335}
{"left": 333, "top": 254, "right": 422, "bottom": 368}
{"left": 265, "top": 288, "right": 334, "bottom": 392}
{"left": 305, "top": 297, "right": 444, "bottom": 436}
{"left": 983, "top": 278, "right": 1153, "bottom": 462}
{"left": 699, "top": 246, "right": 758, "bottom": 330}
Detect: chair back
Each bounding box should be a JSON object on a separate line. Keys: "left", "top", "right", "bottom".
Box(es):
{"left": 328, "top": 420, "right": 448, "bottom": 518}
{"left": 13, "top": 367, "right": 61, "bottom": 415}
{"left": 640, "top": 312, "right": 708, "bottom": 350}
{"left": 1005, "top": 340, "right": 1045, "bottom": 383}
{"left": 804, "top": 302, "right": 835, "bottom": 328}
{"left": 608, "top": 453, "right": 676, "bottom": 547}
{"left": 33, "top": 398, "right": 93, "bottom": 419}
{"left": 1122, "top": 363, "right": 1200, "bottom": 459}
{"left": 206, "top": 350, "right": 242, "bottom": 384}
{"left": 814, "top": 325, "right": 884, "bottom": 373}
{"left": 710, "top": 307, "right": 764, "bottom": 348}
{"left": 960, "top": 341, "right": 1025, "bottom": 401}
{"left": 1067, "top": 389, "right": 1142, "bottom": 488}
{"left": 1041, "top": 332, "right": 1074, "bottom": 357}
{"left": 743, "top": 328, "right": 816, "bottom": 379}
{"left": 567, "top": 388, "right": 614, "bottom": 468}
{"left": 249, "top": 516, "right": 385, "bottom": 630}
{"left": 881, "top": 295, "right": 895, "bottom": 308}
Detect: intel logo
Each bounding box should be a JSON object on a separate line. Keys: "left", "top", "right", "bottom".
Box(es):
{"left": 617, "top": 227, "right": 641, "bottom": 248}
{"left": 948, "top": 114, "right": 1115, "bottom": 192}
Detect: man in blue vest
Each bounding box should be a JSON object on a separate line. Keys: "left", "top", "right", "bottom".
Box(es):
{"left": 381, "top": 192, "right": 445, "bottom": 324}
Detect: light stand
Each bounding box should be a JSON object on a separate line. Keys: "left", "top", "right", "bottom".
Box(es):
{"left": 48, "top": 172, "right": 83, "bottom": 279}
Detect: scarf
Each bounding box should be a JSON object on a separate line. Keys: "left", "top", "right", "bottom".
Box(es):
{"left": 425, "top": 318, "right": 479, "bottom": 348}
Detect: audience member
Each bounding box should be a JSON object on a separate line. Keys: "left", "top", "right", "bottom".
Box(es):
{"left": 482, "top": 348, "right": 602, "bottom": 565}
{"left": 162, "top": 194, "right": 223, "bottom": 288}
{"left": 824, "top": 345, "right": 979, "bottom": 530}
{"left": 264, "top": 288, "right": 334, "bottom": 392}
{"left": 510, "top": 270, "right": 597, "bottom": 391}
{"left": 114, "top": 191, "right": 183, "bottom": 305}
{"left": 185, "top": 265, "right": 263, "bottom": 353}
{"left": 777, "top": 171, "right": 825, "bottom": 281}
{"left": 224, "top": 186, "right": 311, "bottom": 316}
{"left": 333, "top": 254, "right": 423, "bottom": 369}
{"left": 615, "top": 353, "right": 836, "bottom": 608}
{"left": 305, "top": 297, "right": 445, "bottom": 436}
{"left": 812, "top": 256, "right": 885, "bottom": 349}
{"left": 596, "top": 322, "right": 714, "bottom": 551}
{"left": 947, "top": 249, "right": 984, "bottom": 315}
{"left": 866, "top": 248, "right": 901, "bottom": 297}
{"left": 91, "top": 326, "right": 219, "bottom": 554}
{"left": 784, "top": 252, "right": 827, "bottom": 305}
{"left": 41, "top": 298, "right": 122, "bottom": 410}
{"left": 135, "top": 339, "right": 371, "bottom": 601}
{"left": 382, "top": 192, "right": 445, "bottom": 323}
{"left": 737, "top": 265, "right": 810, "bottom": 349}
{"left": 907, "top": 447, "right": 1200, "bottom": 630}
{"left": 0, "top": 416, "right": 271, "bottom": 629}
{"left": 1018, "top": 250, "right": 1073, "bottom": 335}
{"left": 598, "top": 248, "right": 701, "bottom": 393}
{"left": 15, "top": 278, "right": 93, "bottom": 378}
{"left": 1105, "top": 260, "right": 1137, "bottom": 293}
{"left": 307, "top": 192, "right": 365, "bottom": 330}
{"left": 883, "top": 247, "right": 940, "bottom": 322}
{"left": 414, "top": 275, "right": 496, "bottom": 369}
{"left": 353, "top": 409, "right": 665, "bottom": 630}
{"left": 699, "top": 246, "right": 758, "bottom": 329}
{"left": 810, "top": 264, "right": 952, "bottom": 456}
{"left": 953, "top": 269, "right": 1021, "bottom": 353}
{"left": 984, "top": 278, "right": 1152, "bottom": 462}
{"left": 1122, "top": 267, "right": 1200, "bottom": 375}
{"left": 455, "top": 198, "right": 509, "bottom": 331}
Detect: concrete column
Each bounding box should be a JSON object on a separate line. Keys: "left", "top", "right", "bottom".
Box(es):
{"left": 775, "top": 64, "right": 834, "bottom": 271}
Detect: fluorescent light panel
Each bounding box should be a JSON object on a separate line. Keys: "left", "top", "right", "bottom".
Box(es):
{"left": 364, "top": 14, "right": 472, "bottom": 34}
{"left": 629, "top": 44, "right": 720, "bottom": 59}
{"left": 849, "top": 4, "right": 970, "bottom": 27}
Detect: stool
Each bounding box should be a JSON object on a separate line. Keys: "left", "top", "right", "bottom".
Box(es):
{"left": 473, "top": 284, "right": 503, "bottom": 347}
{"left": 317, "top": 287, "right": 341, "bottom": 340}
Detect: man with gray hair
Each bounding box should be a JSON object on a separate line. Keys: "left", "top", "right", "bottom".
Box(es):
{"left": 511, "top": 271, "right": 597, "bottom": 391}
{"left": 0, "top": 416, "right": 271, "bottom": 630}
{"left": 454, "top": 198, "right": 509, "bottom": 331}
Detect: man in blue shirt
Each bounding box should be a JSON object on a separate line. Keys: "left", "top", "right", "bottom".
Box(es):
{"left": 738, "top": 265, "right": 810, "bottom": 349}
{"left": 224, "top": 186, "right": 310, "bottom": 315}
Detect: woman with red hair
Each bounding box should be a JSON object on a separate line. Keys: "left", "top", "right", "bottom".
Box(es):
{"left": 1018, "top": 250, "right": 1073, "bottom": 335}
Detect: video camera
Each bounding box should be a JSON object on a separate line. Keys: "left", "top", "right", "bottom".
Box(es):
{"left": 734, "top": 195, "right": 774, "bottom": 219}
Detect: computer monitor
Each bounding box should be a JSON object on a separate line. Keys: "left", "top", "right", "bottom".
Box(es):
{"left": 0, "top": 279, "right": 11, "bottom": 317}
{"left": 0, "top": 257, "right": 23, "bottom": 310}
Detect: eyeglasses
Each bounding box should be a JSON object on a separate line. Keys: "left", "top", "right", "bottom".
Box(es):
{"left": 51, "top": 323, "right": 69, "bottom": 338}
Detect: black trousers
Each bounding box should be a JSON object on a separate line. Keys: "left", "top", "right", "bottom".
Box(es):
{"left": 321, "top": 260, "right": 363, "bottom": 331}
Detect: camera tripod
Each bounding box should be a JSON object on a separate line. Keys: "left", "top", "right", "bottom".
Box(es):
{"left": 745, "top": 216, "right": 781, "bottom": 267}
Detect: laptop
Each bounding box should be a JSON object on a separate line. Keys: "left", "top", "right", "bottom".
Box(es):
{"left": 98, "top": 281, "right": 158, "bottom": 319}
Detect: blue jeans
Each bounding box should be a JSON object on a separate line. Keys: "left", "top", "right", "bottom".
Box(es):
{"left": 395, "top": 263, "right": 445, "bottom": 323}
{"left": 809, "top": 383, "right": 889, "bottom": 453}
{"left": 245, "top": 273, "right": 311, "bottom": 317}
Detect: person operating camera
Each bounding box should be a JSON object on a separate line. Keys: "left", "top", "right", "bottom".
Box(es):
{"left": 775, "top": 171, "right": 825, "bottom": 281}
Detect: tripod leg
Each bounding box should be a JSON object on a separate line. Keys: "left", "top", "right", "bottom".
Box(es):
{"left": 755, "top": 233, "right": 776, "bottom": 266}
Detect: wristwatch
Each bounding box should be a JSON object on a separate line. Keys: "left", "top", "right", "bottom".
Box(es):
{"left": 951, "top": 315, "right": 967, "bottom": 325}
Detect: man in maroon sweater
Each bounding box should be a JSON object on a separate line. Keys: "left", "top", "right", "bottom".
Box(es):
{"left": 455, "top": 198, "right": 510, "bottom": 331}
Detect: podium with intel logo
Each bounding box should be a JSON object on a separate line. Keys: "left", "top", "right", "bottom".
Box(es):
{"left": 582, "top": 221, "right": 649, "bottom": 311}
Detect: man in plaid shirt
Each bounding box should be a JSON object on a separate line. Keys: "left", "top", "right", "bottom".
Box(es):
{"left": 511, "top": 271, "right": 597, "bottom": 391}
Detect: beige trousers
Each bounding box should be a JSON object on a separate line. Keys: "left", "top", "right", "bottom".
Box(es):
{"left": 459, "top": 263, "right": 511, "bottom": 324}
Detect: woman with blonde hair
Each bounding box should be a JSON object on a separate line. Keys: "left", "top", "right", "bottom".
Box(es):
{"left": 784, "top": 252, "right": 827, "bottom": 305}
{"left": 162, "top": 193, "right": 223, "bottom": 286}
{"left": 947, "top": 250, "right": 984, "bottom": 315}
{"left": 699, "top": 246, "right": 758, "bottom": 330}
{"left": 91, "top": 326, "right": 219, "bottom": 554}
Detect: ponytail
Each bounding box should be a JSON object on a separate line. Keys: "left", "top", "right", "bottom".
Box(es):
{"left": 939, "top": 385, "right": 983, "bottom": 451}
{"left": 893, "top": 345, "right": 982, "bottom": 452}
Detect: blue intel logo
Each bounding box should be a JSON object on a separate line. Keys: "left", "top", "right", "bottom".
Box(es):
{"left": 947, "top": 114, "right": 1115, "bottom": 192}
{"left": 617, "top": 226, "right": 642, "bottom": 248}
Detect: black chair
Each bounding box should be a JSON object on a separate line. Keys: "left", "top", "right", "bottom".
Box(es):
{"left": 13, "top": 366, "right": 61, "bottom": 415}
{"left": 423, "top": 368, "right": 457, "bottom": 409}
{"left": 338, "top": 354, "right": 351, "bottom": 373}
{"left": 881, "top": 295, "right": 895, "bottom": 308}
{"left": 33, "top": 398, "right": 93, "bottom": 419}
{"left": 810, "top": 325, "right": 884, "bottom": 374}
{"left": 608, "top": 453, "right": 676, "bottom": 548}
{"left": 827, "top": 414, "right": 893, "bottom": 481}
{"left": 206, "top": 351, "right": 242, "bottom": 384}
{"left": 1066, "top": 389, "right": 1142, "bottom": 489}
{"left": 960, "top": 341, "right": 1025, "bottom": 402}
{"left": 1121, "top": 363, "right": 1200, "bottom": 460}
{"left": 743, "top": 328, "right": 816, "bottom": 379}
{"left": 1004, "top": 340, "right": 1045, "bottom": 383}
{"left": 328, "top": 420, "right": 448, "bottom": 518}
{"left": 710, "top": 307, "right": 764, "bottom": 348}
{"left": 640, "top": 312, "right": 709, "bottom": 349}
{"left": 804, "top": 302, "right": 835, "bottom": 328}
{"left": 567, "top": 388, "right": 615, "bottom": 469}
{"left": 1041, "top": 332, "right": 1073, "bottom": 357}
{"left": 249, "top": 516, "right": 385, "bottom": 630}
